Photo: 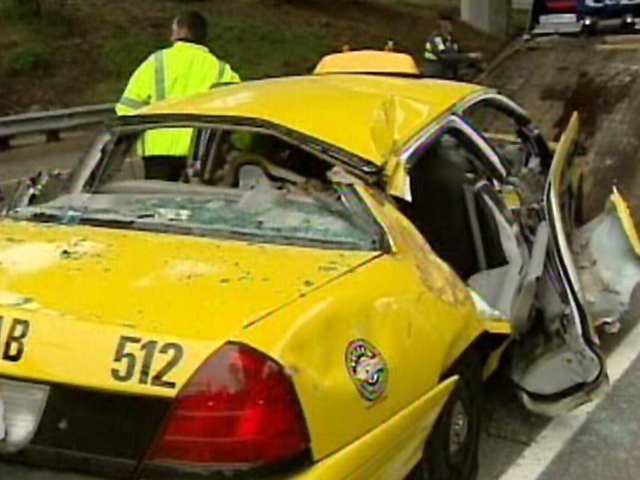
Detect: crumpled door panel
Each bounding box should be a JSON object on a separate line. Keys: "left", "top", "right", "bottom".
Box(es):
{"left": 573, "top": 189, "right": 640, "bottom": 333}
{"left": 509, "top": 113, "right": 608, "bottom": 416}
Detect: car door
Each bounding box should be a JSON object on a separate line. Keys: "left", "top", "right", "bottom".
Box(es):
{"left": 461, "top": 97, "right": 607, "bottom": 413}
{"left": 391, "top": 101, "right": 607, "bottom": 415}
{"left": 510, "top": 113, "right": 607, "bottom": 415}
{"left": 460, "top": 100, "right": 607, "bottom": 414}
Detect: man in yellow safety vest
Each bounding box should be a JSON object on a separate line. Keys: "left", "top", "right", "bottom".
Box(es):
{"left": 116, "top": 11, "right": 240, "bottom": 181}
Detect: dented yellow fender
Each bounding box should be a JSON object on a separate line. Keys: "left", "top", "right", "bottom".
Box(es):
{"left": 232, "top": 186, "right": 502, "bottom": 465}
{"left": 293, "top": 377, "right": 458, "bottom": 480}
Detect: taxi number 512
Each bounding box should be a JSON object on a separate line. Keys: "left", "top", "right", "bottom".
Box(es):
{"left": 111, "top": 336, "right": 184, "bottom": 390}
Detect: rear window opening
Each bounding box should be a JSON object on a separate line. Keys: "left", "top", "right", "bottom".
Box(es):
{"left": 9, "top": 123, "right": 386, "bottom": 252}
{"left": 89, "top": 126, "right": 336, "bottom": 190}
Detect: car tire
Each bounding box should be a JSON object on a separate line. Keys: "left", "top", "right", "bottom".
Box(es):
{"left": 583, "top": 18, "right": 598, "bottom": 36}
{"left": 408, "top": 352, "right": 483, "bottom": 480}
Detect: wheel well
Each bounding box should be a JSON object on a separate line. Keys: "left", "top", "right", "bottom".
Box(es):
{"left": 442, "top": 331, "right": 510, "bottom": 381}
{"left": 408, "top": 334, "right": 494, "bottom": 480}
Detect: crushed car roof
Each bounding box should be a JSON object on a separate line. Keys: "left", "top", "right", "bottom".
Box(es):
{"left": 139, "top": 75, "right": 486, "bottom": 166}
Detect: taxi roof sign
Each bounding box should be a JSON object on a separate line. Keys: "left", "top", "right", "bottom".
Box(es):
{"left": 314, "top": 50, "right": 421, "bottom": 76}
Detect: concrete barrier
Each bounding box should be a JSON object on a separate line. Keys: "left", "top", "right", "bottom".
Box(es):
{"left": 462, "top": 0, "right": 512, "bottom": 36}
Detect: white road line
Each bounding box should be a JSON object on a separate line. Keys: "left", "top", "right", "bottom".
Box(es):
{"left": 499, "top": 320, "right": 640, "bottom": 480}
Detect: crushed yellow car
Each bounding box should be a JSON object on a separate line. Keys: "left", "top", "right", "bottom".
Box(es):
{"left": 0, "top": 51, "right": 617, "bottom": 480}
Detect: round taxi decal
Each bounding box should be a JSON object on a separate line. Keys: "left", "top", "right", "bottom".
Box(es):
{"left": 346, "top": 339, "right": 388, "bottom": 402}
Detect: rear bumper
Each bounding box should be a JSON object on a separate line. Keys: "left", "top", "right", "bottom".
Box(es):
{"left": 0, "top": 376, "right": 170, "bottom": 479}
{"left": 0, "top": 379, "right": 457, "bottom": 480}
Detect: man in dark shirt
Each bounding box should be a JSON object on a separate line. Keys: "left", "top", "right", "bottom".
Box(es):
{"left": 424, "top": 12, "right": 483, "bottom": 80}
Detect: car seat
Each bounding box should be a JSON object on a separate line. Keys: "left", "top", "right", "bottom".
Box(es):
{"left": 399, "top": 141, "right": 480, "bottom": 280}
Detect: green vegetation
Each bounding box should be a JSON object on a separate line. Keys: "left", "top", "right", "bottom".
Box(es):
{"left": 210, "top": 18, "right": 332, "bottom": 80}
{"left": 0, "top": 0, "right": 507, "bottom": 114}
{"left": 2, "top": 43, "right": 51, "bottom": 77}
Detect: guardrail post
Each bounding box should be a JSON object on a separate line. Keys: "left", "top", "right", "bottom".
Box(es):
{"left": 0, "top": 138, "right": 10, "bottom": 151}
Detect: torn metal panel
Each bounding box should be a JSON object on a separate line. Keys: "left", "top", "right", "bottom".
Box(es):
{"left": 370, "top": 96, "right": 433, "bottom": 171}
{"left": 573, "top": 190, "right": 640, "bottom": 329}
{"left": 511, "top": 221, "right": 550, "bottom": 334}
{"left": 513, "top": 332, "right": 603, "bottom": 393}
{"left": 509, "top": 113, "right": 607, "bottom": 414}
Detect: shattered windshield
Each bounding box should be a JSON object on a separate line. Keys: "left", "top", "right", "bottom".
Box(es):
{"left": 8, "top": 124, "right": 384, "bottom": 252}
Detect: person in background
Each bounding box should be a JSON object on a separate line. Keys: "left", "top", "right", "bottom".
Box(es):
{"left": 424, "top": 11, "right": 483, "bottom": 80}
{"left": 116, "top": 11, "right": 240, "bottom": 181}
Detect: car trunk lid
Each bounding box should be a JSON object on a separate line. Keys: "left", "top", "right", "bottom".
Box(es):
{"left": 0, "top": 220, "right": 379, "bottom": 397}
{"left": 0, "top": 220, "right": 379, "bottom": 477}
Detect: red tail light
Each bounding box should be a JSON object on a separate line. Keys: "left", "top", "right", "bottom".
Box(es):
{"left": 148, "top": 343, "right": 310, "bottom": 468}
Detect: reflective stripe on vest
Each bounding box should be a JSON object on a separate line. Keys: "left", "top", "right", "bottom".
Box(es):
{"left": 155, "top": 51, "right": 167, "bottom": 101}
{"left": 424, "top": 42, "right": 438, "bottom": 61}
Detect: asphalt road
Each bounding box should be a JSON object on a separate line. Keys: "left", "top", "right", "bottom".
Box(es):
{"left": 539, "top": 343, "right": 640, "bottom": 480}
{"left": 1, "top": 139, "right": 640, "bottom": 480}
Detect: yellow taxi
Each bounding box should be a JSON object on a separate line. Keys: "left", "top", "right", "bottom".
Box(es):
{"left": 0, "top": 51, "right": 621, "bottom": 480}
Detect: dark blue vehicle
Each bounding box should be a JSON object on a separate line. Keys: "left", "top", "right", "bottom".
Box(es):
{"left": 580, "top": 0, "right": 640, "bottom": 21}
{"left": 531, "top": 0, "right": 640, "bottom": 34}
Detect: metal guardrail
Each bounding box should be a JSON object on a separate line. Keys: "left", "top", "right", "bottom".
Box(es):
{"left": 0, "top": 104, "right": 115, "bottom": 149}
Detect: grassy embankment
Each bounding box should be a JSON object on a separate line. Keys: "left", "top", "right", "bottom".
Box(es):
{"left": 0, "top": 0, "right": 506, "bottom": 115}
